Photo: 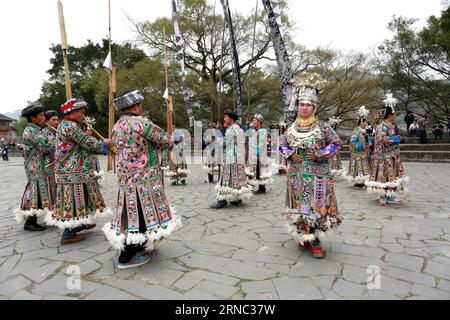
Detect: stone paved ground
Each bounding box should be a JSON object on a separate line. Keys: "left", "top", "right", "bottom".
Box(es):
{"left": 1, "top": 157, "right": 450, "bottom": 300}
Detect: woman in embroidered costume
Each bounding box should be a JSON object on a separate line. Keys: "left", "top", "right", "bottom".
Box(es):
{"left": 280, "top": 73, "right": 343, "bottom": 258}
{"left": 365, "top": 93, "right": 408, "bottom": 205}
{"left": 203, "top": 122, "right": 222, "bottom": 183}
{"left": 276, "top": 122, "right": 288, "bottom": 175}
{"left": 102, "top": 90, "right": 182, "bottom": 269}
{"left": 345, "top": 106, "right": 373, "bottom": 189}
{"left": 45, "top": 99, "right": 112, "bottom": 245}
{"left": 211, "top": 110, "right": 253, "bottom": 209}
{"left": 246, "top": 114, "right": 273, "bottom": 194}
{"left": 15, "top": 105, "right": 54, "bottom": 231}
{"left": 327, "top": 116, "right": 346, "bottom": 180}
{"left": 166, "top": 128, "right": 190, "bottom": 185}
{"left": 42, "top": 110, "right": 60, "bottom": 201}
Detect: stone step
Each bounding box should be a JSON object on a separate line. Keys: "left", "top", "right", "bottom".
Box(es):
{"left": 339, "top": 150, "right": 450, "bottom": 163}
{"left": 340, "top": 144, "right": 450, "bottom": 152}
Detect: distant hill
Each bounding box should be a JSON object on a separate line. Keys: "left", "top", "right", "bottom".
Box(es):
{"left": 4, "top": 109, "right": 21, "bottom": 120}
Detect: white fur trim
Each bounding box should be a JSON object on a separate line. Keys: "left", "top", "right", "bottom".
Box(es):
{"left": 14, "top": 208, "right": 52, "bottom": 224}
{"left": 177, "top": 169, "right": 190, "bottom": 175}
{"left": 365, "top": 176, "right": 409, "bottom": 196}
{"left": 44, "top": 207, "right": 113, "bottom": 230}
{"left": 94, "top": 170, "right": 105, "bottom": 179}
{"left": 102, "top": 214, "right": 183, "bottom": 252}
{"left": 215, "top": 185, "right": 254, "bottom": 202}
{"left": 343, "top": 172, "right": 370, "bottom": 185}
{"left": 165, "top": 171, "right": 178, "bottom": 177}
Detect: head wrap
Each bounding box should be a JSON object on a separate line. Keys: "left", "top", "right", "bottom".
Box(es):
{"left": 113, "top": 90, "right": 144, "bottom": 111}
{"left": 60, "top": 99, "right": 87, "bottom": 115}
{"left": 252, "top": 114, "right": 264, "bottom": 123}
{"left": 21, "top": 105, "right": 44, "bottom": 120}
{"left": 44, "top": 110, "right": 59, "bottom": 120}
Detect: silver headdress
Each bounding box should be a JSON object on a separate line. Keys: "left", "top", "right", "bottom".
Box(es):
{"left": 288, "top": 73, "right": 328, "bottom": 111}
{"left": 328, "top": 116, "right": 342, "bottom": 126}
{"left": 358, "top": 106, "right": 370, "bottom": 119}
{"left": 383, "top": 93, "right": 397, "bottom": 112}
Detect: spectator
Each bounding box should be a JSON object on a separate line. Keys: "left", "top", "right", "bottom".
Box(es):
{"left": 2, "top": 144, "right": 9, "bottom": 161}
{"left": 447, "top": 114, "right": 450, "bottom": 135}
{"left": 432, "top": 120, "right": 445, "bottom": 139}
{"left": 404, "top": 110, "right": 415, "bottom": 131}
{"left": 242, "top": 118, "right": 251, "bottom": 133}
{"left": 409, "top": 120, "right": 419, "bottom": 136}
{"left": 216, "top": 121, "right": 226, "bottom": 136}
{"left": 418, "top": 116, "right": 428, "bottom": 144}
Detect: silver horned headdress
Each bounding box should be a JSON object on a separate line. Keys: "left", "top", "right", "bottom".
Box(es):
{"left": 288, "top": 73, "right": 328, "bottom": 111}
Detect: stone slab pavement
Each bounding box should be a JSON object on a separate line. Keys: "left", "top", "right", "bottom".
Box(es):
{"left": 0, "top": 156, "right": 450, "bottom": 300}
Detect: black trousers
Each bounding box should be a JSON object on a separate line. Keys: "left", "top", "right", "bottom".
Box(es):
{"left": 419, "top": 130, "right": 427, "bottom": 144}
{"left": 118, "top": 195, "right": 148, "bottom": 264}
{"left": 256, "top": 159, "right": 266, "bottom": 192}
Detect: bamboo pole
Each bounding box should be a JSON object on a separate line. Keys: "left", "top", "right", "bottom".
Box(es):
{"left": 107, "top": 0, "right": 116, "bottom": 172}
{"left": 57, "top": 0, "right": 72, "bottom": 100}
{"left": 45, "top": 123, "right": 57, "bottom": 132}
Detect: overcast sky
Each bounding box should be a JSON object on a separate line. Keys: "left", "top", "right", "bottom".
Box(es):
{"left": 0, "top": 0, "right": 444, "bottom": 114}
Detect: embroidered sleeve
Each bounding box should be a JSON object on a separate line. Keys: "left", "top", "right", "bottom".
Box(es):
{"left": 130, "top": 117, "right": 172, "bottom": 149}
{"left": 61, "top": 123, "right": 105, "bottom": 154}
{"left": 23, "top": 126, "right": 54, "bottom": 153}
{"left": 350, "top": 129, "right": 365, "bottom": 152}
{"left": 314, "top": 123, "right": 342, "bottom": 161}
{"left": 279, "top": 129, "right": 295, "bottom": 160}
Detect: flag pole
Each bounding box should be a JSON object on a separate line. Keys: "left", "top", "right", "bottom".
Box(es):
{"left": 107, "top": 0, "right": 116, "bottom": 172}
{"left": 57, "top": 0, "right": 72, "bottom": 100}
{"left": 163, "top": 27, "right": 173, "bottom": 164}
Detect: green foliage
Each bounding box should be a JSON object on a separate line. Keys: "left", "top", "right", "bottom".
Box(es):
{"left": 376, "top": 4, "right": 450, "bottom": 120}
{"left": 14, "top": 117, "right": 28, "bottom": 136}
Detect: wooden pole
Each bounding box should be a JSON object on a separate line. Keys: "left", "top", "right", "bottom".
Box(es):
{"left": 107, "top": 0, "right": 115, "bottom": 172}
{"left": 57, "top": 0, "right": 72, "bottom": 100}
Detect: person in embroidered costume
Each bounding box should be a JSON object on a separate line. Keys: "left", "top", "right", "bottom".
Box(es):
{"left": 166, "top": 128, "right": 190, "bottom": 185}
{"left": 280, "top": 73, "right": 343, "bottom": 258}
{"left": 276, "top": 122, "right": 288, "bottom": 175}
{"left": 345, "top": 106, "right": 373, "bottom": 189}
{"left": 211, "top": 110, "right": 253, "bottom": 209}
{"left": 203, "top": 122, "right": 222, "bottom": 183}
{"left": 327, "top": 116, "right": 346, "bottom": 180}
{"left": 42, "top": 110, "right": 60, "bottom": 201}
{"left": 45, "top": 99, "right": 112, "bottom": 245}
{"left": 102, "top": 90, "right": 182, "bottom": 270}
{"left": 246, "top": 114, "right": 273, "bottom": 194}
{"left": 15, "top": 105, "right": 54, "bottom": 231}
{"left": 365, "top": 93, "right": 408, "bottom": 206}
{"left": 85, "top": 126, "right": 104, "bottom": 180}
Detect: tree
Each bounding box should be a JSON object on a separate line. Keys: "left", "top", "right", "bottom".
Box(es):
{"left": 130, "top": 0, "right": 293, "bottom": 122}
{"left": 310, "top": 50, "right": 382, "bottom": 129}
{"left": 37, "top": 40, "right": 167, "bottom": 135}
{"left": 376, "top": 4, "right": 450, "bottom": 120}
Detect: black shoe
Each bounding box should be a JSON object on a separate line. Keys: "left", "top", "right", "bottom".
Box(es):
{"left": 24, "top": 223, "right": 46, "bottom": 232}
{"left": 210, "top": 200, "right": 228, "bottom": 209}
{"left": 230, "top": 200, "right": 243, "bottom": 206}
{"left": 255, "top": 189, "right": 266, "bottom": 194}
